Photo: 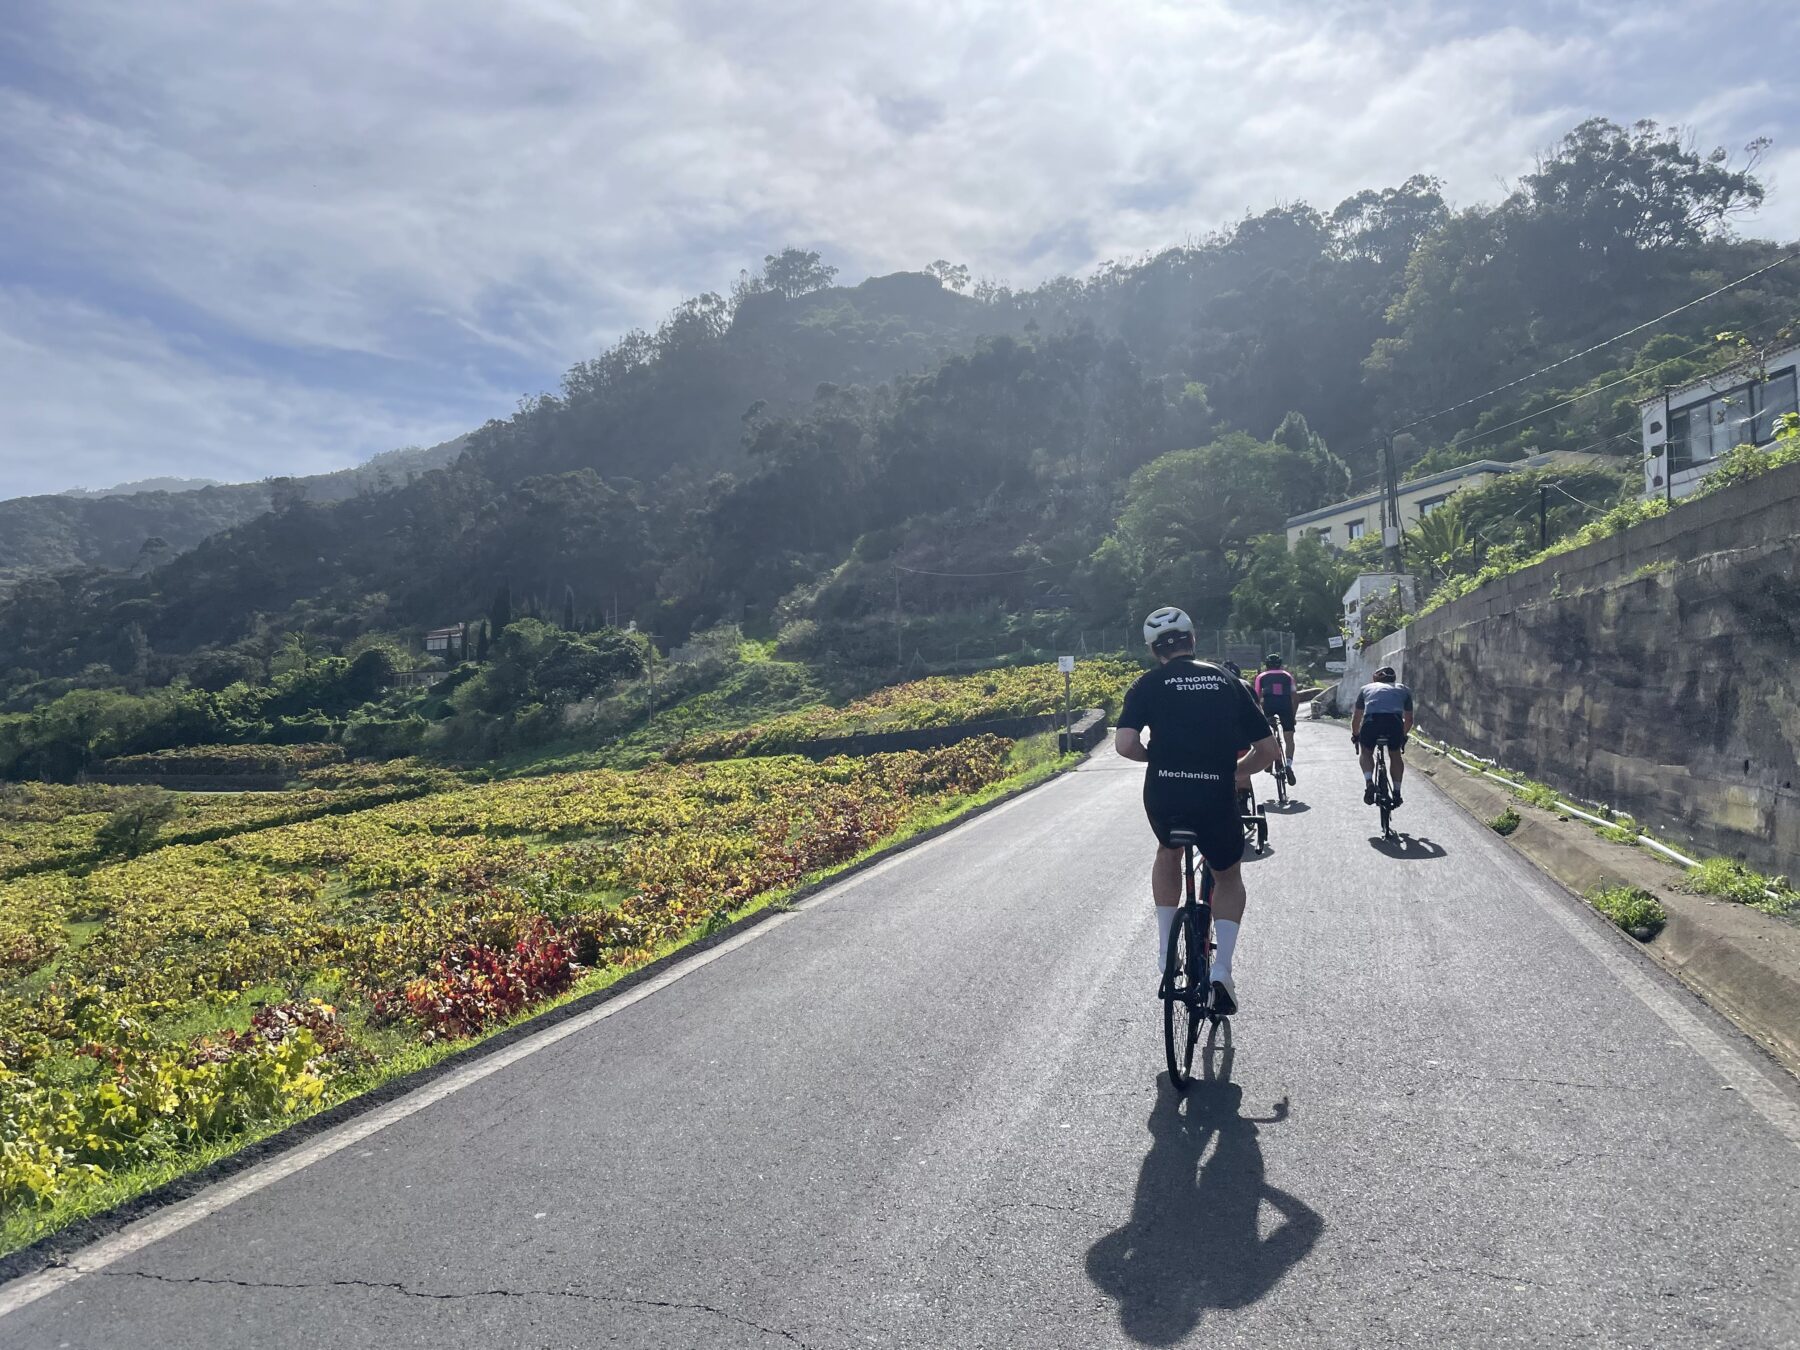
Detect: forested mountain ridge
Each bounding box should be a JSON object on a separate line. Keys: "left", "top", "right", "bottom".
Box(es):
{"left": 0, "top": 438, "right": 470, "bottom": 589}
{"left": 1, "top": 118, "right": 1794, "bottom": 715}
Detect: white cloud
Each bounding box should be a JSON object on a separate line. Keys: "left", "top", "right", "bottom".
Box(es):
{"left": 0, "top": 288, "right": 474, "bottom": 497}
{"left": 1, "top": 0, "right": 1795, "bottom": 496}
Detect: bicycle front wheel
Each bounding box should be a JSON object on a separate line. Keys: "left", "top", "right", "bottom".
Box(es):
{"left": 1162, "top": 905, "right": 1208, "bottom": 1089}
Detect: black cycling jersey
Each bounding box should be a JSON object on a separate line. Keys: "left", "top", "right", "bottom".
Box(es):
{"left": 1253, "top": 667, "right": 1297, "bottom": 711}
{"left": 1118, "top": 658, "right": 1274, "bottom": 779}
{"left": 1121, "top": 658, "right": 1273, "bottom": 867}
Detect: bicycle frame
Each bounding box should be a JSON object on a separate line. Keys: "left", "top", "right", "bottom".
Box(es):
{"left": 1372, "top": 742, "right": 1396, "bottom": 839}
{"left": 1163, "top": 836, "right": 1219, "bottom": 1088}
{"left": 1160, "top": 840, "right": 1214, "bottom": 1003}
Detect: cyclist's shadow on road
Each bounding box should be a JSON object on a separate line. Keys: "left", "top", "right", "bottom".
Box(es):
{"left": 1085, "top": 1037, "right": 1322, "bottom": 1346}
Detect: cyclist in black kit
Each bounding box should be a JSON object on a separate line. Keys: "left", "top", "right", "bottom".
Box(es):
{"left": 1253, "top": 655, "right": 1299, "bottom": 785}
{"left": 1115, "top": 607, "right": 1280, "bottom": 1015}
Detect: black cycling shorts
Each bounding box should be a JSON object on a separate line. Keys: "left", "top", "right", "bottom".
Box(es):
{"left": 1265, "top": 704, "right": 1296, "bottom": 732}
{"left": 1357, "top": 712, "right": 1408, "bottom": 751}
{"left": 1143, "top": 769, "right": 1247, "bottom": 871}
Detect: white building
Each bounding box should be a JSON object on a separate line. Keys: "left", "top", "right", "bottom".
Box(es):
{"left": 1285, "top": 450, "right": 1606, "bottom": 550}
{"left": 1638, "top": 343, "right": 1800, "bottom": 500}
{"left": 1341, "top": 572, "right": 1417, "bottom": 647}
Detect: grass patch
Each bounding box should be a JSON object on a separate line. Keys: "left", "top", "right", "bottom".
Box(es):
{"left": 1687, "top": 858, "right": 1799, "bottom": 917}
{"left": 1596, "top": 823, "right": 1639, "bottom": 846}
{"left": 1489, "top": 808, "right": 1521, "bottom": 836}
{"left": 1511, "top": 778, "right": 1562, "bottom": 811}
{"left": 1587, "top": 884, "right": 1667, "bottom": 937}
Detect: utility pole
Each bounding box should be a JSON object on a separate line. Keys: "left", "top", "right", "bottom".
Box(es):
{"left": 1381, "top": 435, "right": 1404, "bottom": 573}
{"left": 1539, "top": 483, "right": 1549, "bottom": 548}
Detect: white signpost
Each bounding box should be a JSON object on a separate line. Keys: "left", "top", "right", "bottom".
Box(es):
{"left": 1058, "top": 656, "right": 1075, "bottom": 752}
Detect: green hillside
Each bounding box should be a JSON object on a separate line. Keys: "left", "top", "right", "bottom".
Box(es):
{"left": 0, "top": 119, "right": 1793, "bottom": 762}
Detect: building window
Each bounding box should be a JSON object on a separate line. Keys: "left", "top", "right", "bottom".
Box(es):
{"left": 1416, "top": 495, "right": 1450, "bottom": 517}
{"left": 1754, "top": 368, "right": 1798, "bottom": 443}
{"left": 1669, "top": 368, "right": 1798, "bottom": 474}
{"left": 1346, "top": 519, "right": 1366, "bottom": 540}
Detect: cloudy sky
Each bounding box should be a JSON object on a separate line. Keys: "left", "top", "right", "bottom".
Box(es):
{"left": 3, "top": 0, "right": 1796, "bottom": 499}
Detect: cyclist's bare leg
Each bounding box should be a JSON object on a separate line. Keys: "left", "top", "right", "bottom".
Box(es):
{"left": 1152, "top": 845, "right": 1182, "bottom": 907}
{"left": 1390, "top": 746, "right": 1406, "bottom": 790}
{"left": 1211, "top": 862, "right": 1246, "bottom": 923}
{"left": 1210, "top": 861, "right": 1246, "bottom": 993}
{"left": 1357, "top": 744, "right": 1375, "bottom": 776}
{"left": 1151, "top": 845, "right": 1183, "bottom": 972}
{"left": 1283, "top": 724, "right": 1296, "bottom": 763}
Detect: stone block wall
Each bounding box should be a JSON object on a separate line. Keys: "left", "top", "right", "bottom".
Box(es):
{"left": 1406, "top": 460, "right": 1800, "bottom": 876}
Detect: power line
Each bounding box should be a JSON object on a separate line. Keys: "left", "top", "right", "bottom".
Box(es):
{"left": 1543, "top": 480, "right": 1609, "bottom": 513}
{"left": 1333, "top": 248, "right": 1800, "bottom": 471}
{"left": 1345, "top": 312, "right": 1796, "bottom": 496}
{"left": 1432, "top": 313, "right": 1797, "bottom": 459}
{"left": 1385, "top": 247, "right": 1799, "bottom": 441}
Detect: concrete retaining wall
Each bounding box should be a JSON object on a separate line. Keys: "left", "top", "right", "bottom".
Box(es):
{"left": 1406, "top": 458, "right": 1800, "bottom": 877}
{"left": 1059, "top": 708, "right": 1108, "bottom": 754}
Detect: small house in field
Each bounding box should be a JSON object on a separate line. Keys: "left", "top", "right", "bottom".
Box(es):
{"left": 423, "top": 624, "right": 467, "bottom": 659}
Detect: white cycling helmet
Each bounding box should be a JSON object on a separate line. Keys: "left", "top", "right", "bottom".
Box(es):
{"left": 1142, "top": 606, "right": 1195, "bottom": 652}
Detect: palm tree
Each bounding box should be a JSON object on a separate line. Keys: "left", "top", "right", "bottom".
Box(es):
{"left": 1404, "top": 502, "right": 1479, "bottom": 582}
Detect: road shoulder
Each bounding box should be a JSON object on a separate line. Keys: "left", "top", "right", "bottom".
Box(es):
{"left": 1413, "top": 742, "right": 1800, "bottom": 1075}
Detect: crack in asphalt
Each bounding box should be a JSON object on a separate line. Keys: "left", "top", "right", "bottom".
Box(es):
{"left": 103, "top": 1269, "right": 820, "bottom": 1347}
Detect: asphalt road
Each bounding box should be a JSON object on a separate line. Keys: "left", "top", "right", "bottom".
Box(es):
{"left": 7, "top": 720, "right": 1800, "bottom": 1349}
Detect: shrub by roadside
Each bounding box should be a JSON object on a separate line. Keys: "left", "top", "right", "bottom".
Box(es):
{"left": 1587, "top": 884, "right": 1667, "bottom": 939}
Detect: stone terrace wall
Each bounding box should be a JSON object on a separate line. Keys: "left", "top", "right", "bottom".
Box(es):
{"left": 786, "top": 709, "right": 1104, "bottom": 761}
{"left": 1407, "top": 459, "right": 1800, "bottom": 877}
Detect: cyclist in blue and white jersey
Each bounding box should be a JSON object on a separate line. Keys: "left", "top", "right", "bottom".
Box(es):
{"left": 1350, "top": 666, "right": 1414, "bottom": 807}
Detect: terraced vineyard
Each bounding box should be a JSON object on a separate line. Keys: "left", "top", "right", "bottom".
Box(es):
{"left": 0, "top": 738, "right": 1017, "bottom": 1246}
{"left": 670, "top": 658, "right": 1138, "bottom": 760}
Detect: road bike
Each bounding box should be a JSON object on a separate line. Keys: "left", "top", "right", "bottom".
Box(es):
{"left": 1160, "top": 828, "right": 1228, "bottom": 1089}
{"left": 1238, "top": 785, "right": 1269, "bottom": 855}
{"left": 1370, "top": 739, "right": 1397, "bottom": 841}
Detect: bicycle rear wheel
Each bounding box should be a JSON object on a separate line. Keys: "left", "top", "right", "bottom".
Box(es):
{"left": 1162, "top": 904, "right": 1208, "bottom": 1089}
{"left": 1376, "top": 751, "right": 1393, "bottom": 837}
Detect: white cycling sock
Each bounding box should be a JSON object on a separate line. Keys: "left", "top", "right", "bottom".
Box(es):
{"left": 1363, "top": 770, "right": 1374, "bottom": 784}
{"left": 1155, "top": 906, "right": 1177, "bottom": 972}
{"left": 1212, "top": 919, "right": 1240, "bottom": 984}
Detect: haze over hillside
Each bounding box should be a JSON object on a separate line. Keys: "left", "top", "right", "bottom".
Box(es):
{"left": 7, "top": 3, "right": 1798, "bottom": 504}
{"left": 0, "top": 116, "right": 1794, "bottom": 721}
{"left": 59, "top": 477, "right": 222, "bottom": 498}
{"left": 0, "top": 438, "right": 469, "bottom": 588}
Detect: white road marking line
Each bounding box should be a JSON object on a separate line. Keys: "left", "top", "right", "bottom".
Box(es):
{"left": 0, "top": 780, "right": 1060, "bottom": 1320}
